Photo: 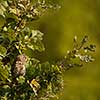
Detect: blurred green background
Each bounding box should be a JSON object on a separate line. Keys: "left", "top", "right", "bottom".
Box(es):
{"left": 0, "top": 0, "right": 100, "bottom": 100}
{"left": 35, "top": 0, "right": 100, "bottom": 100}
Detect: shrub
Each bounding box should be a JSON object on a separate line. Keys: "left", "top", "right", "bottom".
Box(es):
{"left": 0, "top": 0, "right": 96, "bottom": 100}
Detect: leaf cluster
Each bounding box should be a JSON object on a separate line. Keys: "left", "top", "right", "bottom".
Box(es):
{"left": 0, "top": 0, "right": 95, "bottom": 100}
{"left": 57, "top": 36, "right": 96, "bottom": 70}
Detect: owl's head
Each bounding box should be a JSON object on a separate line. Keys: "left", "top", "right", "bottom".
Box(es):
{"left": 16, "top": 54, "right": 27, "bottom": 64}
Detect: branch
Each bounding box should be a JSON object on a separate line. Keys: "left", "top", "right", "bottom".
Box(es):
{"left": 0, "top": 82, "right": 12, "bottom": 87}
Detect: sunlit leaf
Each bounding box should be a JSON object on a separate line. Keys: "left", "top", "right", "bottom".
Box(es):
{"left": 0, "top": 45, "right": 7, "bottom": 57}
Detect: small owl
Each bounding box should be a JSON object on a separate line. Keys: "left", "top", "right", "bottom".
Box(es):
{"left": 13, "top": 54, "right": 27, "bottom": 77}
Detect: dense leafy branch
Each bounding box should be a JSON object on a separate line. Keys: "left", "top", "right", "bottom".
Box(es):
{"left": 0, "top": 0, "right": 95, "bottom": 100}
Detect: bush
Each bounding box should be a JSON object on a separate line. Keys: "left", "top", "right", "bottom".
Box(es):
{"left": 0, "top": 0, "right": 96, "bottom": 100}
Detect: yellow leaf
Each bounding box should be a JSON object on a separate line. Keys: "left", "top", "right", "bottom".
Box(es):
{"left": 31, "top": 79, "right": 40, "bottom": 88}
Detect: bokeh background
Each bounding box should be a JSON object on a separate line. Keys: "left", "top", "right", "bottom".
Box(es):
{"left": 33, "top": 0, "right": 100, "bottom": 100}
{"left": 0, "top": 0, "right": 100, "bottom": 100}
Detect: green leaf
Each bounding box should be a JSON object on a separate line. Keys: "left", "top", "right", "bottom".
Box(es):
{"left": 5, "top": 12, "right": 19, "bottom": 21}
{"left": 34, "top": 40, "right": 45, "bottom": 52}
{"left": 0, "top": 62, "right": 9, "bottom": 81}
{"left": 0, "top": 15, "right": 5, "bottom": 28}
{"left": 0, "top": 2, "right": 6, "bottom": 17}
{"left": 17, "top": 76, "right": 25, "bottom": 84}
{"left": 0, "top": 45, "right": 7, "bottom": 57}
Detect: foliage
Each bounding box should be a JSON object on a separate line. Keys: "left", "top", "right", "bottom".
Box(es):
{"left": 0, "top": 0, "right": 95, "bottom": 100}
{"left": 57, "top": 36, "right": 96, "bottom": 70}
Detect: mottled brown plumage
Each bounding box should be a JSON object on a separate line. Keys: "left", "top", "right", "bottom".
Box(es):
{"left": 13, "top": 54, "right": 27, "bottom": 77}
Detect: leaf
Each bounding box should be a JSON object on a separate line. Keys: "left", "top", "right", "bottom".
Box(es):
{"left": 5, "top": 12, "right": 19, "bottom": 21}
{"left": 0, "top": 3, "right": 6, "bottom": 17}
{"left": 0, "top": 15, "right": 5, "bottom": 28}
{"left": 31, "top": 79, "right": 40, "bottom": 89}
{"left": 27, "top": 79, "right": 40, "bottom": 96}
{"left": 0, "top": 45, "right": 7, "bottom": 57}
{"left": 17, "top": 76, "right": 25, "bottom": 84}
{"left": 34, "top": 41, "right": 45, "bottom": 52}
{"left": 0, "top": 62, "right": 9, "bottom": 81}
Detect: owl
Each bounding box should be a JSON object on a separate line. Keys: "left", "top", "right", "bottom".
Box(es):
{"left": 13, "top": 54, "right": 27, "bottom": 78}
